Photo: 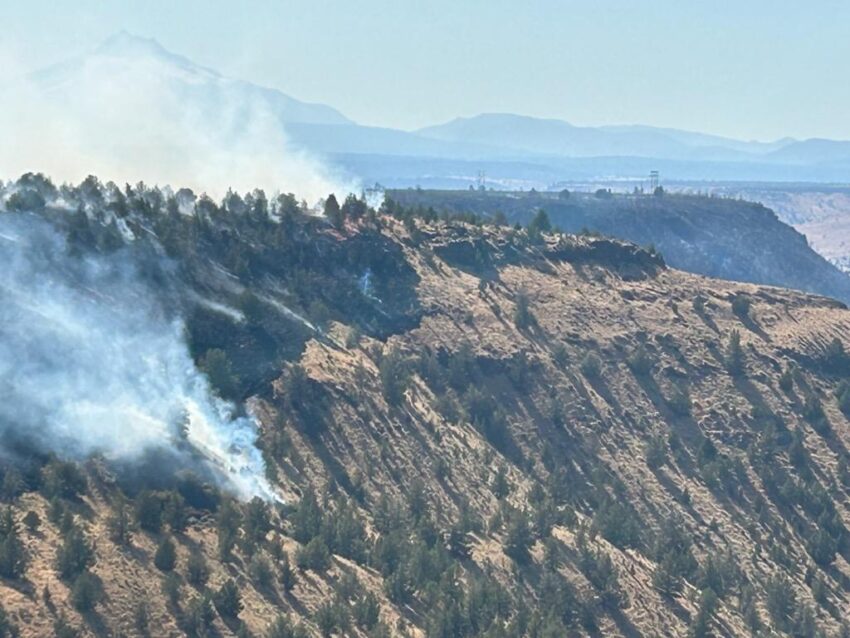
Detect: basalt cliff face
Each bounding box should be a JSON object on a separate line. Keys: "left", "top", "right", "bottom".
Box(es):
{"left": 389, "top": 189, "right": 850, "bottom": 306}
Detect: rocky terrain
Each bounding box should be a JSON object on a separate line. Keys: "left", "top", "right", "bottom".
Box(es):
{"left": 2, "top": 176, "right": 850, "bottom": 637}
{"left": 388, "top": 189, "right": 850, "bottom": 306}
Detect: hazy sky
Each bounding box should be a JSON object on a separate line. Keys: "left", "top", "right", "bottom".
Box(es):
{"left": 5, "top": 0, "right": 849, "bottom": 141}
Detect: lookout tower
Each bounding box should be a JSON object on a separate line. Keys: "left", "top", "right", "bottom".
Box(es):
{"left": 649, "top": 170, "right": 660, "bottom": 191}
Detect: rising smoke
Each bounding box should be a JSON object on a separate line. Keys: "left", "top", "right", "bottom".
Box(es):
{"left": 0, "top": 34, "right": 355, "bottom": 202}
{"left": 0, "top": 212, "right": 277, "bottom": 501}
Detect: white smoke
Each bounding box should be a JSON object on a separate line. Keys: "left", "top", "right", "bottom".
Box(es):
{"left": 0, "top": 213, "right": 277, "bottom": 501}
{"left": 0, "top": 35, "right": 356, "bottom": 202}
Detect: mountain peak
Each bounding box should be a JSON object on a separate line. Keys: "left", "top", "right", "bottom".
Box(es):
{"left": 96, "top": 31, "right": 170, "bottom": 58}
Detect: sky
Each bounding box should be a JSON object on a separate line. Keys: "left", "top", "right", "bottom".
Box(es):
{"left": 3, "top": 0, "right": 849, "bottom": 141}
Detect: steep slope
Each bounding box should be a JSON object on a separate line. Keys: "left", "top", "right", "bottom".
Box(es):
{"left": 388, "top": 189, "right": 850, "bottom": 306}
{"left": 3, "top": 177, "right": 850, "bottom": 637}
{"left": 705, "top": 185, "right": 850, "bottom": 275}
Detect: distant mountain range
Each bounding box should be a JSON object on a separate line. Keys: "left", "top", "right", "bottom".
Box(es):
{"left": 33, "top": 31, "right": 352, "bottom": 128}
{"left": 16, "top": 32, "right": 850, "bottom": 188}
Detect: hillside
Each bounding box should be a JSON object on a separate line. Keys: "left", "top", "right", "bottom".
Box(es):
{"left": 2, "top": 176, "right": 850, "bottom": 637}
{"left": 704, "top": 185, "right": 850, "bottom": 275}
{"left": 387, "top": 189, "right": 850, "bottom": 306}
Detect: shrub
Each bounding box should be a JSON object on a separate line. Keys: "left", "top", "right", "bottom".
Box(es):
{"left": 580, "top": 352, "right": 602, "bottom": 379}
{"left": 731, "top": 294, "right": 752, "bottom": 318}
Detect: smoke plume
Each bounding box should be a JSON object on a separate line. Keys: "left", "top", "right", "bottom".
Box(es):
{"left": 0, "top": 34, "right": 355, "bottom": 202}
{"left": 0, "top": 212, "right": 277, "bottom": 501}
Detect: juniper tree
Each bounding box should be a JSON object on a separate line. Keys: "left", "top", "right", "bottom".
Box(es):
{"left": 213, "top": 578, "right": 243, "bottom": 618}
{"left": 0, "top": 508, "right": 25, "bottom": 579}
{"left": 725, "top": 330, "right": 745, "bottom": 375}
{"left": 56, "top": 524, "right": 94, "bottom": 581}
{"left": 154, "top": 536, "right": 177, "bottom": 572}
